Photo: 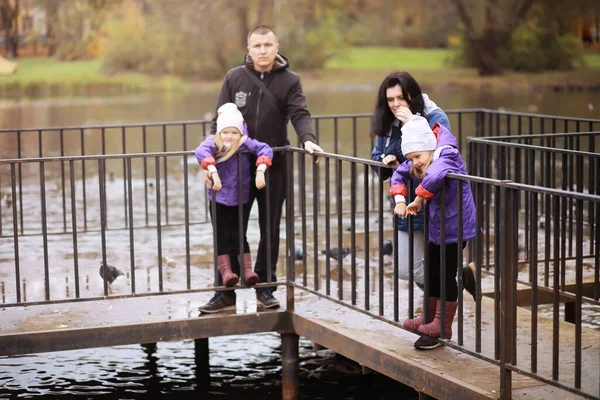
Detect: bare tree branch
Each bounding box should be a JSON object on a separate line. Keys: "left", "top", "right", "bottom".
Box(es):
{"left": 450, "top": 0, "right": 476, "bottom": 38}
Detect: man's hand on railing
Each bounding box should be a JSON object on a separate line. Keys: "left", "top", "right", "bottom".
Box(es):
{"left": 303, "top": 140, "right": 323, "bottom": 163}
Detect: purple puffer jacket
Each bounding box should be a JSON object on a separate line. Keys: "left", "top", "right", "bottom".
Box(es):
{"left": 390, "top": 124, "right": 476, "bottom": 245}
{"left": 195, "top": 135, "right": 273, "bottom": 206}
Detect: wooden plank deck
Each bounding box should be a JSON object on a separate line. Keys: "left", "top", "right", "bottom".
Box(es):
{"left": 0, "top": 285, "right": 598, "bottom": 399}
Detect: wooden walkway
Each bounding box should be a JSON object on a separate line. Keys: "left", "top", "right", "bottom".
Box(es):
{"left": 1, "top": 286, "right": 597, "bottom": 400}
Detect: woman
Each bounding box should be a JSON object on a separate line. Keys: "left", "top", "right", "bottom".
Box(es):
{"left": 371, "top": 71, "right": 475, "bottom": 300}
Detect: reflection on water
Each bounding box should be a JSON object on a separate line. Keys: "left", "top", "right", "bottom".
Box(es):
{"left": 0, "top": 334, "right": 418, "bottom": 399}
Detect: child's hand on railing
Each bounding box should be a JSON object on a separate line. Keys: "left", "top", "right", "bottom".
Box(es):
{"left": 406, "top": 196, "right": 423, "bottom": 215}
{"left": 211, "top": 172, "right": 222, "bottom": 190}
{"left": 255, "top": 170, "right": 266, "bottom": 189}
{"left": 394, "top": 202, "right": 407, "bottom": 217}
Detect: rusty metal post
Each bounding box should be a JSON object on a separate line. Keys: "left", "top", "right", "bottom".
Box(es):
{"left": 500, "top": 184, "right": 515, "bottom": 399}
{"left": 194, "top": 338, "right": 210, "bottom": 390}
{"left": 281, "top": 333, "right": 299, "bottom": 400}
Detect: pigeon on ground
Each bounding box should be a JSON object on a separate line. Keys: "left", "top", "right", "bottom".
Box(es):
{"left": 294, "top": 245, "right": 304, "bottom": 261}
{"left": 382, "top": 239, "right": 394, "bottom": 256}
{"left": 320, "top": 246, "right": 361, "bottom": 262}
{"left": 99, "top": 262, "right": 124, "bottom": 286}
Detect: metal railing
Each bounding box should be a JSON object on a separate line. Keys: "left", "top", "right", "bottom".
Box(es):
{"left": 1, "top": 110, "right": 599, "bottom": 399}
{"left": 282, "top": 148, "right": 599, "bottom": 400}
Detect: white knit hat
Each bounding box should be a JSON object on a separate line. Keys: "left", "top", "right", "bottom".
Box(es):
{"left": 217, "top": 102, "right": 240, "bottom": 116}
{"left": 401, "top": 115, "right": 437, "bottom": 156}
{"left": 216, "top": 104, "right": 244, "bottom": 136}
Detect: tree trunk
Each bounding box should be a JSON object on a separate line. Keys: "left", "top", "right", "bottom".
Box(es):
{"left": 471, "top": 28, "right": 503, "bottom": 76}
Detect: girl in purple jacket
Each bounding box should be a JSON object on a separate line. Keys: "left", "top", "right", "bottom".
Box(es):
{"left": 195, "top": 103, "right": 273, "bottom": 296}
{"left": 389, "top": 115, "right": 476, "bottom": 350}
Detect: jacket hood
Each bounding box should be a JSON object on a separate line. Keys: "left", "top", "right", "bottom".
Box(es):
{"left": 243, "top": 52, "right": 290, "bottom": 72}
{"left": 434, "top": 123, "right": 458, "bottom": 149}
{"left": 422, "top": 94, "right": 441, "bottom": 117}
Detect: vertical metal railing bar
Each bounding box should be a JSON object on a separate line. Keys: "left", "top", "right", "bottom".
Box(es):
{"left": 126, "top": 158, "right": 136, "bottom": 295}
{"left": 568, "top": 135, "right": 574, "bottom": 258}
{"left": 11, "top": 164, "right": 21, "bottom": 302}
{"left": 182, "top": 125, "right": 191, "bottom": 290}
{"left": 183, "top": 154, "right": 191, "bottom": 290}
{"left": 162, "top": 125, "right": 169, "bottom": 225}
{"left": 408, "top": 179, "right": 415, "bottom": 319}
{"left": 457, "top": 112, "right": 463, "bottom": 153}
{"left": 378, "top": 172, "right": 384, "bottom": 316}
{"left": 440, "top": 184, "right": 447, "bottom": 338}
{"left": 300, "top": 155, "right": 307, "bottom": 287}
{"left": 80, "top": 129, "right": 88, "bottom": 232}
{"left": 325, "top": 158, "right": 331, "bottom": 296}
{"left": 552, "top": 194, "right": 560, "bottom": 381}
{"left": 98, "top": 159, "right": 108, "bottom": 296}
{"left": 313, "top": 158, "right": 320, "bottom": 292}
{"left": 484, "top": 144, "right": 491, "bottom": 272}
{"left": 499, "top": 185, "right": 512, "bottom": 399}
{"left": 475, "top": 180, "right": 483, "bottom": 353}
{"left": 363, "top": 164, "right": 370, "bottom": 310}
{"left": 494, "top": 185, "right": 501, "bottom": 360}
{"left": 143, "top": 126, "right": 149, "bottom": 227}
{"left": 544, "top": 146, "right": 552, "bottom": 288}
{"left": 69, "top": 160, "right": 80, "bottom": 299}
{"left": 589, "top": 134, "right": 596, "bottom": 253}
{"left": 202, "top": 123, "right": 209, "bottom": 222}
{"left": 596, "top": 157, "right": 600, "bottom": 301}
{"left": 155, "top": 157, "right": 163, "bottom": 292}
{"left": 38, "top": 130, "right": 43, "bottom": 157}
{"left": 60, "top": 129, "right": 67, "bottom": 233}
{"left": 210, "top": 174, "right": 218, "bottom": 288}
{"left": 393, "top": 210, "right": 398, "bottom": 322}
{"left": 101, "top": 127, "right": 106, "bottom": 154}
{"left": 286, "top": 151, "right": 295, "bottom": 310}
{"left": 17, "top": 130, "right": 24, "bottom": 234}
{"left": 574, "top": 155, "right": 584, "bottom": 389}
{"left": 561, "top": 148, "right": 568, "bottom": 290}
{"left": 457, "top": 181, "right": 464, "bottom": 346}
{"left": 350, "top": 161, "right": 357, "bottom": 306}
{"left": 237, "top": 153, "right": 245, "bottom": 285}
{"left": 122, "top": 127, "right": 128, "bottom": 229}
{"left": 334, "top": 117, "right": 339, "bottom": 156}
{"left": 423, "top": 201, "right": 430, "bottom": 323}
{"left": 530, "top": 191, "right": 538, "bottom": 373}
{"left": 352, "top": 117, "right": 357, "bottom": 157}
{"left": 39, "top": 161, "right": 50, "bottom": 301}
{"left": 512, "top": 189, "right": 520, "bottom": 366}
{"left": 336, "top": 159, "right": 343, "bottom": 301}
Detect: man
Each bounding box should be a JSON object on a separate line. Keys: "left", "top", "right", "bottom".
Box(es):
{"left": 199, "top": 25, "right": 322, "bottom": 313}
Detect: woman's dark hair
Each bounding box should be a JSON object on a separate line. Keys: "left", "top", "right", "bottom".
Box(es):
{"left": 370, "top": 71, "right": 425, "bottom": 138}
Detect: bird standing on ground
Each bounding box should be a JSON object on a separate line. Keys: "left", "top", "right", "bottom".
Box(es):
{"left": 99, "top": 262, "right": 124, "bottom": 287}
{"left": 321, "top": 247, "right": 354, "bottom": 262}
{"left": 382, "top": 239, "right": 394, "bottom": 256}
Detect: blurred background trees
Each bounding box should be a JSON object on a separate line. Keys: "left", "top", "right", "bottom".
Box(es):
{"left": 3, "top": 0, "right": 599, "bottom": 77}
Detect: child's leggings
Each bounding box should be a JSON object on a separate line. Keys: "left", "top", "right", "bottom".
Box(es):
{"left": 209, "top": 203, "right": 251, "bottom": 257}
{"left": 426, "top": 241, "right": 467, "bottom": 302}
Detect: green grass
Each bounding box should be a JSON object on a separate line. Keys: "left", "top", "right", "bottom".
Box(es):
{"left": 583, "top": 51, "right": 600, "bottom": 68}
{"left": 326, "top": 47, "right": 452, "bottom": 70}
{"left": 314, "top": 46, "right": 600, "bottom": 91}
{"left": 0, "top": 57, "right": 185, "bottom": 96}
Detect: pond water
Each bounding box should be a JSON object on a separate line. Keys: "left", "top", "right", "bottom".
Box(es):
{"left": 0, "top": 85, "right": 598, "bottom": 399}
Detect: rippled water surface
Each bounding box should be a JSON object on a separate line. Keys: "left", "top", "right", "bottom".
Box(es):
{"left": 0, "top": 334, "right": 418, "bottom": 399}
